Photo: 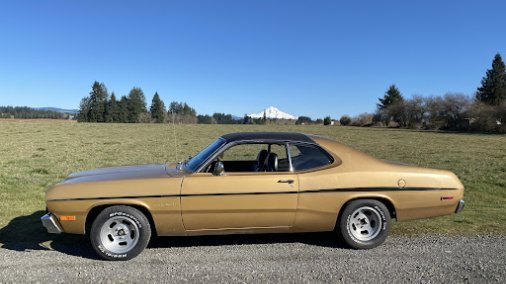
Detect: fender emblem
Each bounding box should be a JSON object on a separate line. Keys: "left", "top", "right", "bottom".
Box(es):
{"left": 397, "top": 179, "right": 406, "bottom": 189}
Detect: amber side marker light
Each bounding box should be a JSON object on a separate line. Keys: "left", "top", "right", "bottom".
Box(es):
{"left": 60, "top": 216, "right": 76, "bottom": 221}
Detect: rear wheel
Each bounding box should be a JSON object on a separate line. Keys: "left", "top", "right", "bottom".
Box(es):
{"left": 337, "top": 199, "right": 390, "bottom": 249}
{"left": 90, "top": 205, "right": 151, "bottom": 261}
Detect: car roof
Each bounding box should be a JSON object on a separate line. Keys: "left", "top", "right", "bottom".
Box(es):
{"left": 221, "top": 132, "right": 316, "bottom": 144}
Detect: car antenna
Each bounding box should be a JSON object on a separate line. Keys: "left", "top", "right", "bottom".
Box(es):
{"left": 170, "top": 109, "right": 178, "bottom": 162}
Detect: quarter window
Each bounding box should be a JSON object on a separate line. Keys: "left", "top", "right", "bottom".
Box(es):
{"left": 289, "top": 144, "right": 333, "bottom": 171}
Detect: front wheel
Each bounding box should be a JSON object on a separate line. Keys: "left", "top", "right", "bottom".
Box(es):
{"left": 90, "top": 205, "right": 151, "bottom": 261}
{"left": 337, "top": 199, "right": 391, "bottom": 249}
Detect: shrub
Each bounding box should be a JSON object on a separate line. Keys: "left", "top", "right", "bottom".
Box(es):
{"left": 470, "top": 102, "right": 506, "bottom": 133}
{"left": 339, "top": 115, "right": 351, "bottom": 126}
{"left": 351, "top": 113, "right": 374, "bottom": 127}
{"left": 296, "top": 116, "right": 313, "bottom": 125}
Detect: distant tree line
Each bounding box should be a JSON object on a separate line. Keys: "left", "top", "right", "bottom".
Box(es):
{"left": 77, "top": 82, "right": 200, "bottom": 124}
{"left": 293, "top": 116, "right": 324, "bottom": 125}
{"left": 0, "top": 106, "right": 69, "bottom": 119}
{"left": 337, "top": 53, "right": 506, "bottom": 133}
{"left": 77, "top": 84, "right": 310, "bottom": 125}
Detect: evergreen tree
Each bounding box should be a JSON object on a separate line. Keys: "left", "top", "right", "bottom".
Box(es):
{"left": 105, "top": 93, "right": 119, "bottom": 122}
{"left": 476, "top": 53, "right": 506, "bottom": 105}
{"left": 126, "top": 87, "right": 147, "bottom": 123}
{"left": 323, "top": 116, "right": 332, "bottom": 125}
{"left": 168, "top": 101, "right": 197, "bottom": 123}
{"left": 150, "top": 92, "right": 166, "bottom": 123}
{"left": 117, "top": 96, "right": 129, "bottom": 123}
{"left": 197, "top": 114, "right": 215, "bottom": 124}
{"left": 377, "top": 84, "right": 405, "bottom": 125}
{"left": 88, "top": 81, "right": 108, "bottom": 122}
{"left": 212, "top": 113, "right": 235, "bottom": 124}
{"left": 377, "top": 84, "right": 404, "bottom": 110}
{"left": 243, "top": 114, "right": 252, "bottom": 124}
{"left": 77, "top": 97, "right": 91, "bottom": 122}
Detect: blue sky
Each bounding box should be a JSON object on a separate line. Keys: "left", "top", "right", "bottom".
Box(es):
{"left": 0, "top": 1, "right": 505, "bottom": 118}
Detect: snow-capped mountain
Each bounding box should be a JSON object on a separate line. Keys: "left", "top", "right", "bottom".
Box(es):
{"left": 248, "top": 106, "right": 298, "bottom": 120}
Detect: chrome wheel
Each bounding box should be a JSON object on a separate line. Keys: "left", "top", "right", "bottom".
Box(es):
{"left": 347, "top": 206, "right": 383, "bottom": 242}
{"left": 99, "top": 215, "right": 140, "bottom": 254}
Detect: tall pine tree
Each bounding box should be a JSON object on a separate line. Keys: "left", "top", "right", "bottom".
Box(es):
{"left": 377, "top": 84, "right": 404, "bottom": 110}
{"left": 118, "top": 96, "right": 129, "bottom": 123}
{"left": 476, "top": 53, "right": 506, "bottom": 106}
{"left": 150, "top": 92, "right": 166, "bottom": 123}
{"left": 126, "top": 87, "right": 147, "bottom": 123}
{"left": 377, "top": 84, "right": 405, "bottom": 126}
{"left": 88, "top": 81, "right": 108, "bottom": 122}
{"left": 105, "top": 92, "right": 119, "bottom": 122}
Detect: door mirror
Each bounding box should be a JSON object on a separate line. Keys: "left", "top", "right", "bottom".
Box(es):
{"left": 213, "top": 161, "right": 225, "bottom": 176}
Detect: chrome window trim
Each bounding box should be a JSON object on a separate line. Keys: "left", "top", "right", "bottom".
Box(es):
{"left": 195, "top": 139, "right": 320, "bottom": 173}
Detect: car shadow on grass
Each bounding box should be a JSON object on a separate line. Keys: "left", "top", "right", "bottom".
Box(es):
{"left": 0, "top": 211, "right": 98, "bottom": 259}
{"left": 0, "top": 211, "right": 347, "bottom": 260}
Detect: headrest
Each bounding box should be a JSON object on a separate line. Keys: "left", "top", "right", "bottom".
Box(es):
{"left": 267, "top": 153, "right": 278, "bottom": 172}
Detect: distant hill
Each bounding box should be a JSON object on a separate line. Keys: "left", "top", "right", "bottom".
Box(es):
{"left": 36, "top": 107, "right": 79, "bottom": 115}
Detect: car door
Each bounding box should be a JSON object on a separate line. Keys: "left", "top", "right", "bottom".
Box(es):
{"left": 181, "top": 143, "right": 298, "bottom": 231}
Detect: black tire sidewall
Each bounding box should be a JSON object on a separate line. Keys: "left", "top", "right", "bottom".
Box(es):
{"left": 338, "top": 199, "right": 390, "bottom": 249}
{"left": 90, "top": 206, "right": 151, "bottom": 261}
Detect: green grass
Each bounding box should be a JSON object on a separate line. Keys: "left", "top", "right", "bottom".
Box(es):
{"left": 0, "top": 121, "right": 505, "bottom": 242}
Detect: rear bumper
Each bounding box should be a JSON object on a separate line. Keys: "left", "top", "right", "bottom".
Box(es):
{"left": 455, "top": 199, "right": 465, "bottom": 214}
{"left": 41, "top": 213, "right": 63, "bottom": 234}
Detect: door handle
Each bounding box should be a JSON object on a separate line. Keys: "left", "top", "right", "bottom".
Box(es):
{"left": 278, "top": 179, "right": 294, "bottom": 184}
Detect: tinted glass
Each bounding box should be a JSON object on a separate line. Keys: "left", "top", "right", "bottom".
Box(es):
{"left": 289, "top": 144, "right": 333, "bottom": 171}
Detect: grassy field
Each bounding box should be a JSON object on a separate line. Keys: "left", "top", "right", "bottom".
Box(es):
{"left": 0, "top": 120, "right": 505, "bottom": 245}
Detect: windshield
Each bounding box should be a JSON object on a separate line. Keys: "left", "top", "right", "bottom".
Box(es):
{"left": 185, "top": 138, "right": 226, "bottom": 172}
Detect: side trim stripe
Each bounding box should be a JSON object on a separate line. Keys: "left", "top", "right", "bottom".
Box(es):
{"left": 48, "top": 187, "right": 458, "bottom": 202}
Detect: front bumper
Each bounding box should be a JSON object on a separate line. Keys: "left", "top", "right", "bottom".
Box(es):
{"left": 41, "top": 213, "right": 63, "bottom": 234}
{"left": 455, "top": 199, "right": 465, "bottom": 214}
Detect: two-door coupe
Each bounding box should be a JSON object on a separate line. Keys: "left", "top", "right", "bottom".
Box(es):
{"left": 42, "top": 132, "right": 464, "bottom": 260}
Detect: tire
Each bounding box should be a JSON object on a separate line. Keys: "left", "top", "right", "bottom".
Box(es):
{"left": 337, "top": 199, "right": 390, "bottom": 249}
{"left": 90, "top": 205, "right": 151, "bottom": 261}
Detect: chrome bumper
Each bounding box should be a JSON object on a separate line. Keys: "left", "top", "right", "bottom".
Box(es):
{"left": 455, "top": 199, "right": 465, "bottom": 214}
{"left": 41, "top": 213, "right": 63, "bottom": 234}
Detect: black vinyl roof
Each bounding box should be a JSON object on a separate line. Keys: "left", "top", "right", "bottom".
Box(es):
{"left": 221, "top": 132, "right": 315, "bottom": 143}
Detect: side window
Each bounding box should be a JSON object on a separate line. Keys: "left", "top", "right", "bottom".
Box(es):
{"left": 222, "top": 144, "right": 266, "bottom": 161}
{"left": 289, "top": 144, "right": 333, "bottom": 171}
{"left": 216, "top": 143, "right": 290, "bottom": 173}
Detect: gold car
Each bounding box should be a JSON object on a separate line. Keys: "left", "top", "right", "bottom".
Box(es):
{"left": 41, "top": 132, "right": 465, "bottom": 260}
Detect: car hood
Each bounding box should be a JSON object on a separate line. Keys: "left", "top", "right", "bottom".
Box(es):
{"left": 63, "top": 163, "right": 181, "bottom": 184}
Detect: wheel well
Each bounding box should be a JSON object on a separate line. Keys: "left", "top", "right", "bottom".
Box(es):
{"left": 335, "top": 197, "right": 397, "bottom": 229}
{"left": 85, "top": 204, "right": 158, "bottom": 236}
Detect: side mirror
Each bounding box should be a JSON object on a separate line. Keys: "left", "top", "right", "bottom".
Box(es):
{"left": 213, "top": 161, "right": 225, "bottom": 176}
